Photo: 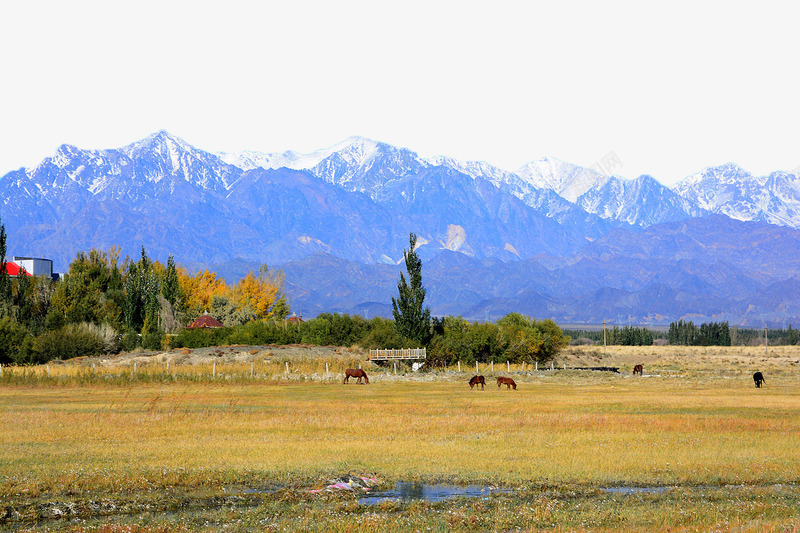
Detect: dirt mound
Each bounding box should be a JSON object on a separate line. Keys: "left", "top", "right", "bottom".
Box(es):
{"left": 96, "top": 345, "right": 359, "bottom": 367}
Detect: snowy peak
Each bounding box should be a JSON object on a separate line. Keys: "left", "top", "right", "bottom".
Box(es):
{"left": 426, "top": 155, "right": 517, "bottom": 183}
{"left": 118, "top": 130, "right": 238, "bottom": 190}
{"left": 323, "top": 136, "right": 382, "bottom": 166}
{"left": 16, "top": 131, "right": 242, "bottom": 203}
{"left": 9, "top": 131, "right": 800, "bottom": 231}
{"left": 121, "top": 130, "right": 192, "bottom": 157}
{"left": 309, "top": 139, "right": 428, "bottom": 193}
{"left": 577, "top": 174, "right": 707, "bottom": 226}
{"left": 672, "top": 163, "right": 800, "bottom": 227}
{"left": 516, "top": 157, "right": 611, "bottom": 203}
{"left": 220, "top": 136, "right": 385, "bottom": 173}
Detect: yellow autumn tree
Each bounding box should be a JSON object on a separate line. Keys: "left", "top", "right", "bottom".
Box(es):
{"left": 177, "top": 267, "right": 230, "bottom": 315}
{"left": 232, "top": 264, "right": 288, "bottom": 319}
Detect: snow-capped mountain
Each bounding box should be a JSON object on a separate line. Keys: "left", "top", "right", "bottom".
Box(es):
{"left": 577, "top": 174, "right": 708, "bottom": 226}
{"left": 516, "top": 157, "right": 611, "bottom": 203}
{"left": 4, "top": 131, "right": 800, "bottom": 324}
{"left": 218, "top": 140, "right": 702, "bottom": 228}
{"left": 672, "top": 163, "right": 800, "bottom": 227}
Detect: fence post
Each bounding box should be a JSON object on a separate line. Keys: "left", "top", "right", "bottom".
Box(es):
{"left": 0, "top": 364, "right": 2, "bottom": 377}
{"left": 166, "top": 362, "right": 169, "bottom": 374}
{"left": 325, "top": 362, "right": 329, "bottom": 374}
{"left": 285, "top": 362, "right": 289, "bottom": 374}
{"left": 535, "top": 362, "right": 538, "bottom": 372}
{"left": 213, "top": 362, "right": 216, "bottom": 378}
{"left": 133, "top": 362, "right": 137, "bottom": 375}
{"left": 476, "top": 361, "right": 479, "bottom": 373}
{"left": 491, "top": 361, "right": 494, "bottom": 372}
{"left": 458, "top": 361, "right": 461, "bottom": 372}
{"left": 251, "top": 362, "right": 254, "bottom": 378}
{"left": 507, "top": 361, "right": 510, "bottom": 372}
{"left": 522, "top": 362, "right": 526, "bottom": 372}
{"left": 394, "top": 362, "right": 397, "bottom": 375}
{"left": 47, "top": 364, "right": 50, "bottom": 376}
{"left": 551, "top": 362, "right": 554, "bottom": 371}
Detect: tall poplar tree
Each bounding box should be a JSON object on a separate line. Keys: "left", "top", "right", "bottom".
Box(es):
{"left": 391, "top": 232, "right": 432, "bottom": 345}
{"left": 0, "top": 218, "right": 10, "bottom": 310}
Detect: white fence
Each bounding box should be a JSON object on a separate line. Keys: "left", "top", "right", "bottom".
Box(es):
{"left": 369, "top": 348, "right": 426, "bottom": 361}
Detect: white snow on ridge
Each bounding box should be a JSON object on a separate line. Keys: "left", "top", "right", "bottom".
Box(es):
{"left": 517, "top": 157, "right": 611, "bottom": 203}
{"left": 219, "top": 136, "right": 382, "bottom": 172}
{"left": 11, "top": 130, "right": 800, "bottom": 230}
{"left": 670, "top": 163, "right": 800, "bottom": 227}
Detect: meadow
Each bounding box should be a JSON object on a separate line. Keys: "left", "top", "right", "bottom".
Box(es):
{"left": 1, "top": 344, "right": 799, "bottom": 531}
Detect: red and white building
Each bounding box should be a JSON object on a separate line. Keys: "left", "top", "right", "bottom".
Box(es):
{"left": 4, "top": 257, "right": 56, "bottom": 279}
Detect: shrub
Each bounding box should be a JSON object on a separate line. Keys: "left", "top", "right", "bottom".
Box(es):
{"left": 226, "top": 320, "right": 300, "bottom": 345}
{"left": 142, "top": 331, "right": 164, "bottom": 351}
{"left": 0, "top": 317, "right": 30, "bottom": 365}
{"left": 121, "top": 331, "right": 140, "bottom": 352}
{"left": 91, "top": 322, "right": 122, "bottom": 353}
{"left": 359, "top": 317, "right": 410, "bottom": 350}
{"left": 34, "top": 323, "right": 105, "bottom": 362}
{"left": 173, "top": 327, "right": 231, "bottom": 348}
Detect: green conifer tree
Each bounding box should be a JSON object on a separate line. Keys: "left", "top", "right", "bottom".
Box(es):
{"left": 0, "top": 219, "right": 10, "bottom": 311}
{"left": 391, "top": 233, "right": 432, "bottom": 345}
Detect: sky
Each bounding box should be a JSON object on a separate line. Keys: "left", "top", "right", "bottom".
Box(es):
{"left": 1, "top": 1, "right": 799, "bottom": 185}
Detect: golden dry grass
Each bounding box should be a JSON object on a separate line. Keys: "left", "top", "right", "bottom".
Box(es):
{"left": 2, "top": 343, "right": 800, "bottom": 500}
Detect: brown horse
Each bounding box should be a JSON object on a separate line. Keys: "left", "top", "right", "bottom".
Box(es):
{"left": 343, "top": 369, "right": 369, "bottom": 384}
{"left": 468, "top": 375, "right": 486, "bottom": 390}
{"left": 496, "top": 376, "right": 516, "bottom": 390}
{"left": 633, "top": 364, "right": 643, "bottom": 376}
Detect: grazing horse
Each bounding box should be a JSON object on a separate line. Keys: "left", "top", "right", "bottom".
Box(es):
{"left": 343, "top": 369, "right": 369, "bottom": 384}
{"left": 633, "top": 364, "right": 643, "bottom": 376}
{"left": 753, "top": 371, "right": 765, "bottom": 388}
{"left": 468, "top": 375, "right": 486, "bottom": 390}
{"left": 496, "top": 376, "right": 517, "bottom": 390}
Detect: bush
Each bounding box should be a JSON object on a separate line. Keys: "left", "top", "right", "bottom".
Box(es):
{"left": 226, "top": 320, "right": 301, "bottom": 345}
{"left": 34, "top": 323, "right": 105, "bottom": 362}
{"left": 173, "top": 327, "right": 231, "bottom": 348}
{"left": 299, "top": 313, "right": 370, "bottom": 347}
{"left": 121, "top": 331, "right": 140, "bottom": 352}
{"left": 359, "top": 317, "right": 410, "bottom": 350}
{"left": 0, "top": 317, "right": 30, "bottom": 365}
{"left": 91, "top": 322, "right": 122, "bottom": 353}
{"left": 142, "top": 331, "right": 164, "bottom": 350}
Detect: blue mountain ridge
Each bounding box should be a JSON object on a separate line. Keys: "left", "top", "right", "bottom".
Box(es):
{"left": 2, "top": 131, "right": 799, "bottom": 326}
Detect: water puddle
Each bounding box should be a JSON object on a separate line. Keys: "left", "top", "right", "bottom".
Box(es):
{"left": 602, "top": 486, "right": 671, "bottom": 495}
{"left": 359, "top": 482, "right": 511, "bottom": 505}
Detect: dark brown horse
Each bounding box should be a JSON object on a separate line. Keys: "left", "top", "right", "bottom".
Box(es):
{"left": 343, "top": 369, "right": 369, "bottom": 384}
{"left": 496, "top": 376, "right": 516, "bottom": 390}
{"left": 633, "top": 364, "right": 643, "bottom": 376}
{"left": 469, "top": 375, "right": 486, "bottom": 390}
{"left": 753, "top": 371, "right": 765, "bottom": 388}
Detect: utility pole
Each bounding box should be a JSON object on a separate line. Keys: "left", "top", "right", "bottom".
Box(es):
{"left": 765, "top": 324, "right": 768, "bottom": 357}
{"left": 603, "top": 319, "right": 607, "bottom": 352}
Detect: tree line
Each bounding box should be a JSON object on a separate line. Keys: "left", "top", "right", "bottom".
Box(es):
{"left": 565, "top": 321, "right": 800, "bottom": 347}
{"left": 0, "top": 215, "right": 290, "bottom": 364}
{"left": 0, "top": 228, "right": 571, "bottom": 367}
{"left": 169, "top": 311, "right": 569, "bottom": 367}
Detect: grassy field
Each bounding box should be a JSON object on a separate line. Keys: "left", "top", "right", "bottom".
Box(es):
{"left": 1, "top": 344, "right": 799, "bottom": 531}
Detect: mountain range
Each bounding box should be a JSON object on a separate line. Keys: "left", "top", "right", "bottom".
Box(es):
{"left": 3, "top": 130, "right": 800, "bottom": 326}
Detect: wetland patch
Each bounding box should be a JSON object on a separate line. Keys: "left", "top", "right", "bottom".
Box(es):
{"left": 359, "top": 482, "right": 512, "bottom": 504}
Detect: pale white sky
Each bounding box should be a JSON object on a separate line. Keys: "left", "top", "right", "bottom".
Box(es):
{"left": 1, "top": 1, "right": 798, "bottom": 184}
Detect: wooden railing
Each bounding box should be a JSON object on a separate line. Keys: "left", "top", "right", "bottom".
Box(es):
{"left": 368, "top": 348, "right": 426, "bottom": 361}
